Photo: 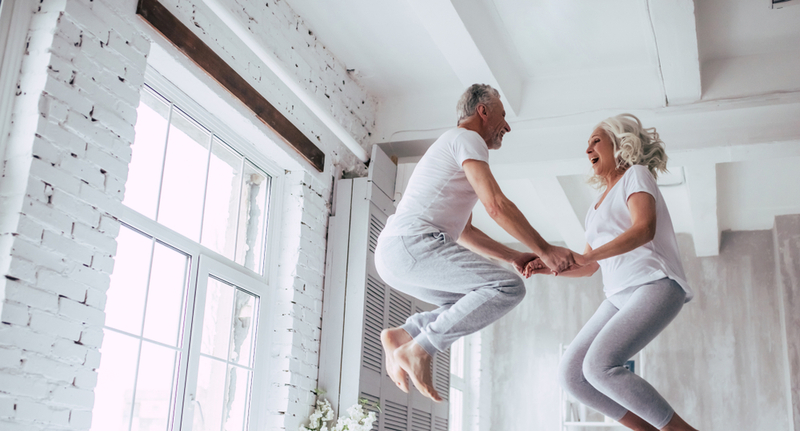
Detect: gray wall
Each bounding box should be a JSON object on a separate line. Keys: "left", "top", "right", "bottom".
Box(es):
{"left": 487, "top": 216, "right": 800, "bottom": 431}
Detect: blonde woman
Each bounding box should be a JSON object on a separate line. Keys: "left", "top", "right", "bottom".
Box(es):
{"left": 527, "top": 114, "right": 698, "bottom": 431}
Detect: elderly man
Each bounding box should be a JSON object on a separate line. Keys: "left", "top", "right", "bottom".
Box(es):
{"left": 374, "top": 84, "right": 575, "bottom": 401}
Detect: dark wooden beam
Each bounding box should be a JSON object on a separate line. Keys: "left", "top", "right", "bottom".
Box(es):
{"left": 136, "top": 0, "right": 325, "bottom": 172}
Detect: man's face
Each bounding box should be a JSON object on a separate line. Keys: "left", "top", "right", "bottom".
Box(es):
{"left": 484, "top": 98, "right": 511, "bottom": 150}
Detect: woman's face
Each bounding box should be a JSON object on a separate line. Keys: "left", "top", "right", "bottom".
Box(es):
{"left": 586, "top": 127, "right": 617, "bottom": 177}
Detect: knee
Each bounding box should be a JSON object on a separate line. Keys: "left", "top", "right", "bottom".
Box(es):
{"left": 581, "top": 354, "right": 611, "bottom": 388}
{"left": 557, "top": 356, "right": 585, "bottom": 395}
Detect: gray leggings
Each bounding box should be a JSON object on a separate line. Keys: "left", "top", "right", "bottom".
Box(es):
{"left": 558, "top": 277, "right": 686, "bottom": 429}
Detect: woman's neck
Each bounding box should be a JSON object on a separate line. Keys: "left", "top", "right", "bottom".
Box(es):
{"left": 604, "top": 169, "right": 625, "bottom": 190}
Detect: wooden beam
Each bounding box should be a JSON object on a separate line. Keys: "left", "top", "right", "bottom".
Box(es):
{"left": 685, "top": 163, "right": 720, "bottom": 257}
{"left": 647, "top": 0, "right": 702, "bottom": 105}
{"left": 136, "top": 0, "right": 325, "bottom": 172}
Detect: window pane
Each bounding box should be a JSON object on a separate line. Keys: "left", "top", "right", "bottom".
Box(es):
{"left": 235, "top": 161, "right": 270, "bottom": 273}
{"left": 131, "top": 341, "right": 179, "bottom": 431}
{"left": 201, "top": 277, "right": 234, "bottom": 359}
{"left": 91, "top": 330, "right": 139, "bottom": 431}
{"left": 449, "top": 388, "right": 463, "bottom": 431}
{"left": 157, "top": 108, "right": 210, "bottom": 241}
{"left": 450, "top": 337, "right": 464, "bottom": 379}
{"left": 229, "top": 289, "right": 257, "bottom": 367}
{"left": 124, "top": 87, "right": 169, "bottom": 218}
{"left": 201, "top": 137, "right": 243, "bottom": 260}
{"left": 106, "top": 226, "right": 152, "bottom": 335}
{"left": 193, "top": 357, "right": 227, "bottom": 431}
{"left": 222, "top": 366, "right": 251, "bottom": 431}
{"left": 142, "top": 242, "right": 190, "bottom": 347}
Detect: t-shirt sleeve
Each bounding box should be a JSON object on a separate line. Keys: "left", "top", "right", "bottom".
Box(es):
{"left": 452, "top": 131, "right": 490, "bottom": 167}
{"left": 624, "top": 165, "right": 658, "bottom": 201}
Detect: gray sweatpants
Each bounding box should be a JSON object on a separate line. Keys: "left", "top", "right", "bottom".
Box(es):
{"left": 558, "top": 277, "right": 686, "bottom": 429}
{"left": 374, "top": 232, "right": 525, "bottom": 356}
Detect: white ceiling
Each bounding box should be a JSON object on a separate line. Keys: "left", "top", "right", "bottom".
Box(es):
{"left": 278, "top": 0, "right": 800, "bottom": 255}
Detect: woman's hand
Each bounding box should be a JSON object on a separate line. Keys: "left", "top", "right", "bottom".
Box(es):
{"left": 510, "top": 252, "right": 540, "bottom": 278}
{"left": 524, "top": 257, "right": 554, "bottom": 277}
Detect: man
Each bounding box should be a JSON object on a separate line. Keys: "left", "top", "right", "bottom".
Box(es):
{"left": 374, "top": 84, "right": 575, "bottom": 401}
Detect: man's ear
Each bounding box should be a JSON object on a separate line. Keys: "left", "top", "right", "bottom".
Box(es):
{"left": 476, "top": 103, "right": 489, "bottom": 120}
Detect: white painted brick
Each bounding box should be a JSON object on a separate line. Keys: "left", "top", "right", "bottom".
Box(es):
{"left": 0, "top": 324, "right": 56, "bottom": 356}
{"left": 78, "top": 181, "right": 122, "bottom": 216}
{"left": 72, "top": 369, "right": 96, "bottom": 389}
{"left": 90, "top": 252, "right": 114, "bottom": 274}
{"left": 69, "top": 409, "right": 92, "bottom": 428}
{"left": 97, "top": 215, "right": 120, "bottom": 237}
{"left": 30, "top": 311, "right": 83, "bottom": 341}
{"left": 63, "top": 0, "right": 109, "bottom": 42}
{"left": 0, "top": 347, "right": 22, "bottom": 370}
{"left": 21, "top": 199, "right": 74, "bottom": 236}
{"left": 91, "top": 104, "right": 132, "bottom": 138}
{"left": 51, "top": 385, "right": 94, "bottom": 409}
{"left": 77, "top": 326, "right": 103, "bottom": 349}
{"left": 46, "top": 55, "right": 76, "bottom": 90}
{"left": 6, "top": 258, "right": 38, "bottom": 285}
{"left": 83, "top": 348, "right": 101, "bottom": 370}
{"left": 28, "top": 157, "right": 81, "bottom": 196}
{"left": 42, "top": 230, "right": 93, "bottom": 266}
{"left": 37, "top": 120, "right": 87, "bottom": 157}
{"left": 50, "top": 189, "right": 100, "bottom": 229}
{"left": 85, "top": 143, "right": 128, "bottom": 179}
{"left": 58, "top": 155, "right": 106, "bottom": 190}
{"left": 49, "top": 33, "right": 81, "bottom": 62}
{"left": 0, "top": 373, "right": 49, "bottom": 399}
{"left": 65, "top": 265, "right": 109, "bottom": 291}
{"left": 58, "top": 297, "right": 103, "bottom": 327}
{"left": 32, "top": 136, "right": 65, "bottom": 167}
{"left": 71, "top": 222, "right": 116, "bottom": 255}
{"left": 51, "top": 339, "right": 88, "bottom": 365}
{"left": 83, "top": 288, "right": 105, "bottom": 310}
{"left": 4, "top": 280, "right": 59, "bottom": 314}
{"left": 0, "top": 421, "right": 32, "bottom": 431}
{"left": 0, "top": 303, "right": 30, "bottom": 327}
{"left": 22, "top": 353, "right": 77, "bottom": 382}
{"left": 10, "top": 237, "right": 69, "bottom": 273}
{"left": 0, "top": 395, "right": 15, "bottom": 419}
{"left": 36, "top": 267, "right": 87, "bottom": 303}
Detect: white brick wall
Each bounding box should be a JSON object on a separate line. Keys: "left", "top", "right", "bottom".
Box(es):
{"left": 0, "top": 0, "right": 363, "bottom": 430}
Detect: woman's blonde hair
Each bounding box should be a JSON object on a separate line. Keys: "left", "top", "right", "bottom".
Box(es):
{"left": 589, "top": 113, "right": 668, "bottom": 188}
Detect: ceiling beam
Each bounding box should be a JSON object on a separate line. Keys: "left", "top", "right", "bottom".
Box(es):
{"left": 684, "top": 163, "right": 720, "bottom": 257}
{"left": 647, "top": 0, "right": 702, "bottom": 105}
{"left": 405, "top": 0, "right": 523, "bottom": 116}
{"left": 529, "top": 177, "right": 586, "bottom": 252}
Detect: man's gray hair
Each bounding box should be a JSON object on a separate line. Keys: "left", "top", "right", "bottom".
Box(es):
{"left": 456, "top": 84, "right": 500, "bottom": 124}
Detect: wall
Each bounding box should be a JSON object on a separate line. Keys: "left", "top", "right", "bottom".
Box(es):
{"left": 0, "top": 0, "right": 375, "bottom": 430}
{"left": 487, "top": 228, "right": 798, "bottom": 431}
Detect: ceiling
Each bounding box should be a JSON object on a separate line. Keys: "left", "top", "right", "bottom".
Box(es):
{"left": 279, "top": 0, "right": 800, "bottom": 255}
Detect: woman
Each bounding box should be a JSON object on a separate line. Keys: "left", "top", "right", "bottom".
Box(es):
{"left": 527, "top": 114, "right": 698, "bottom": 431}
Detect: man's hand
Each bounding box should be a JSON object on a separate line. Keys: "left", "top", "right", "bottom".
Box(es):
{"left": 510, "top": 252, "right": 539, "bottom": 278}
{"left": 538, "top": 245, "right": 577, "bottom": 275}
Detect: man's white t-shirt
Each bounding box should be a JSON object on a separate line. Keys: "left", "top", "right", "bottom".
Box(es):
{"left": 585, "top": 164, "right": 693, "bottom": 302}
{"left": 381, "top": 128, "right": 489, "bottom": 240}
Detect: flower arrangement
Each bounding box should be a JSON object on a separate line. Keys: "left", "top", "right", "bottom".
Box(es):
{"left": 300, "top": 391, "right": 378, "bottom": 431}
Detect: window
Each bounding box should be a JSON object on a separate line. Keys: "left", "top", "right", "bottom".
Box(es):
{"left": 449, "top": 337, "right": 466, "bottom": 431}
{"left": 92, "top": 74, "right": 281, "bottom": 431}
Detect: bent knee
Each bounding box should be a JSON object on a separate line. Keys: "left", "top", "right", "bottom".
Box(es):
{"left": 558, "top": 357, "right": 585, "bottom": 394}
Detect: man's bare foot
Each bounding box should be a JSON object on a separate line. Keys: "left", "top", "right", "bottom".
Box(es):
{"left": 381, "top": 328, "right": 412, "bottom": 392}
{"left": 394, "top": 340, "right": 442, "bottom": 402}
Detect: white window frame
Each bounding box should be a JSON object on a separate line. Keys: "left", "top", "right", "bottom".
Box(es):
{"left": 449, "top": 336, "right": 470, "bottom": 431}
{"left": 0, "top": 0, "right": 33, "bottom": 165}
{"left": 101, "top": 67, "right": 287, "bottom": 431}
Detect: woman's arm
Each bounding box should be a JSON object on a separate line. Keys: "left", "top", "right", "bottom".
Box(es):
{"left": 575, "top": 192, "right": 657, "bottom": 266}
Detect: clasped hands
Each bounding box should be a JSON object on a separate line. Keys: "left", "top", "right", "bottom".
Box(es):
{"left": 510, "top": 247, "right": 592, "bottom": 278}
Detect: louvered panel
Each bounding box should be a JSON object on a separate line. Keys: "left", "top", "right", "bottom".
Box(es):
{"left": 360, "top": 392, "right": 381, "bottom": 430}
{"left": 368, "top": 214, "right": 385, "bottom": 254}
{"left": 383, "top": 400, "right": 408, "bottom": 431}
{"left": 362, "top": 276, "right": 386, "bottom": 374}
{"left": 388, "top": 290, "right": 412, "bottom": 328}
{"left": 411, "top": 409, "right": 431, "bottom": 431}
{"left": 433, "top": 416, "right": 448, "bottom": 431}
{"left": 433, "top": 348, "right": 450, "bottom": 401}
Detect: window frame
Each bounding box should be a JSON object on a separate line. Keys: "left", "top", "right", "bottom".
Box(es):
{"left": 0, "top": 0, "right": 33, "bottom": 165}
{"left": 97, "top": 67, "right": 287, "bottom": 431}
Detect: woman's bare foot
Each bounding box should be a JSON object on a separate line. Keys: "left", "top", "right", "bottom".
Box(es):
{"left": 661, "top": 413, "right": 698, "bottom": 431}
{"left": 381, "top": 328, "right": 412, "bottom": 392}
{"left": 618, "top": 411, "right": 658, "bottom": 431}
{"left": 394, "top": 340, "right": 442, "bottom": 402}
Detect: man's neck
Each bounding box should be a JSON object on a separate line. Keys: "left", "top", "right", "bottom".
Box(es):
{"left": 458, "top": 117, "right": 488, "bottom": 146}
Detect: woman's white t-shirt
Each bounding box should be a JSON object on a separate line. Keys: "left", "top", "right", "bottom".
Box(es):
{"left": 381, "top": 128, "right": 489, "bottom": 240}
{"left": 585, "top": 165, "right": 693, "bottom": 302}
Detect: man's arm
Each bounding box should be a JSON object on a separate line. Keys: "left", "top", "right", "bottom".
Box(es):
{"left": 458, "top": 214, "right": 538, "bottom": 276}
{"left": 462, "top": 159, "right": 575, "bottom": 274}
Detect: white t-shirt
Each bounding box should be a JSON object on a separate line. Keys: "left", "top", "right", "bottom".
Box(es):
{"left": 585, "top": 165, "right": 693, "bottom": 302}
{"left": 382, "top": 128, "right": 489, "bottom": 240}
